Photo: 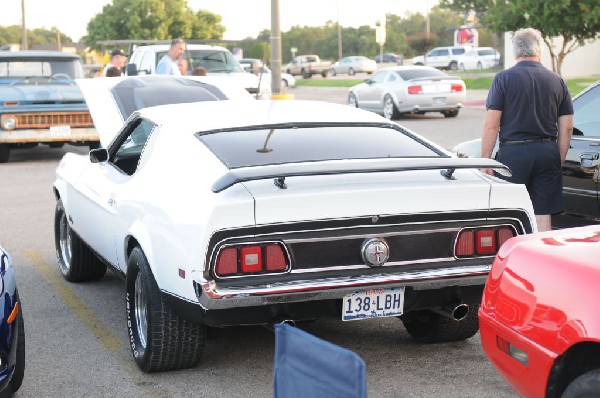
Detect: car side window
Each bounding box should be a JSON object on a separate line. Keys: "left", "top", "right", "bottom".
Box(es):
{"left": 573, "top": 85, "right": 600, "bottom": 138}
{"left": 452, "top": 48, "right": 465, "bottom": 55}
{"left": 110, "top": 118, "right": 156, "bottom": 176}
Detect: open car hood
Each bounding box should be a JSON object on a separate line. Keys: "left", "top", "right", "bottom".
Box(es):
{"left": 77, "top": 75, "right": 253, "bottom": 147}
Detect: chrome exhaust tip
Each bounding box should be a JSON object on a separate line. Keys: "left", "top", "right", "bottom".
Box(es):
{"left": 432, "top": 303, "right": 469, "bottom": 321}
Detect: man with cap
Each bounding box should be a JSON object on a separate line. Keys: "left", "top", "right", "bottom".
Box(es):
{"left": 102, "top": 49, "right": 126, "bottom": 77}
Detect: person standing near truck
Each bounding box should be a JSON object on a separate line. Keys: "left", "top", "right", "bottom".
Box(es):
{"left": 156, "top": 38, "right": 186, "bottom": 76}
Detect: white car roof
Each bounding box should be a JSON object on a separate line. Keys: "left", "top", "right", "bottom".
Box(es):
{"left": 136, "top": 100, "right": 389, "bottom": 134}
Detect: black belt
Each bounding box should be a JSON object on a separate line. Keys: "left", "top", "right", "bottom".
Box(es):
{"left": 499, "top": 137, "right": 557, "bottom": 146}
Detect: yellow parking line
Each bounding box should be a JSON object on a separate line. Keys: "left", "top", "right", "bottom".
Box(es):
{"left": 25, "top": 250, "right": 174, "bottom": 398}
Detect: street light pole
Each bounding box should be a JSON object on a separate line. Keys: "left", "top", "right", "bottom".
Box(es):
{"left": 270, "top": 0, "right": 282, "bottom": 95}
{"left": 337, "top": 0, "right": 342, "bottom": 59}
{"left": 21, "top": 0, "right": 28, "bottom": 50}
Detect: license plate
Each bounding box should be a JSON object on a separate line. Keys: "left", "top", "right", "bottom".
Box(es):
{"left": 342, "top": 287, "right": 405, "bottom": 321}
{"left": 433, "top": 97, "right": 446, "bottom": 105}
{"left": 50, "top": 125, "right": 71, "bottom": 136}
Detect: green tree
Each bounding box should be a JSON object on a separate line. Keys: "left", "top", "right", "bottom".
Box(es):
{"left": 83, "top": 0, "right": 224, "bottom": 49}
{"left": 440, "top": 0, "right": 600, "bottom": 75}
{"left": 0, "top": 26, "right": 73, "bottom": 48}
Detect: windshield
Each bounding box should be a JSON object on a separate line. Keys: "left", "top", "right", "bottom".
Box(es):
{"left": 0, "top": 58, "right": 84, "bottom": 80}
{"left": 157, "top": 49, "right": 244, "bottom": 74}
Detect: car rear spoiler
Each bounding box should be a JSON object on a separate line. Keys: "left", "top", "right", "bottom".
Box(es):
{"left": 211, "top": 157, "right": 511, "bottom": 193}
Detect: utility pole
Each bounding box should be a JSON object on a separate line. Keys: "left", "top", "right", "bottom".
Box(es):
{"left": 337, "top": 0, "right": 342, "bottom": 59}
{"left": 270, "top": 0, "right": 282, "bottom": 95}
{"left": 21, "top": 0, "right": 28, "bottom": 50}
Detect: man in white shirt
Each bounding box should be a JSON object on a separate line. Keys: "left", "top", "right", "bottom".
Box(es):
{"left": 101, "top": 49, "right": 126, "bottom": 77}
{"left": 156, "top": 39, "right": 186, "bottom": 75}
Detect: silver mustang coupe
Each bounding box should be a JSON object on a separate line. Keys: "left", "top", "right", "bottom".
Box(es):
{"left": 53, "top": 76, "right": 535, "bottom": 372}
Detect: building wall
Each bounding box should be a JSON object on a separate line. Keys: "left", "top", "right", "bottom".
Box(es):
{"left": 504, "top": 33, "right": 600, "bottom": 77}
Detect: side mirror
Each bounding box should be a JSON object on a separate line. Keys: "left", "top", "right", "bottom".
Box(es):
{"left": 126, "top": 63, "right": 138, "bottom": 76}
{"left": 90, "top": 148, "right": 109, "bottom": 163}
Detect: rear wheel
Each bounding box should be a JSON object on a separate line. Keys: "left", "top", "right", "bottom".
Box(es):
{"left": 442, "top": 109, "right": 459, "bottom": 118}
{"left": 400, "top": 304, "right": 479, "bottom": 343}
{"left": 383, "top": 95, "right": 400, "bottom": 120}
{"left": 54, "top": 199, "right": 106, "bottom": 282}
{"left": 348, "top": 93, "right": 359, "bottom": 108}
{"left": 0, "top": 144, "right": 10, "bottom": 163}
{"left": 348, "top": 67, "right": 355, "bottom": 76}
{"left": 563, "top": 369, "right": 600, "bottom": 398}
{"left": 126, "top": 247, "right": 206, "bottom": 372}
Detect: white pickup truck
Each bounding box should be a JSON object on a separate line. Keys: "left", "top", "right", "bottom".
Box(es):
{"left": 285, "top": 55, "right": 332, "bottom": 79}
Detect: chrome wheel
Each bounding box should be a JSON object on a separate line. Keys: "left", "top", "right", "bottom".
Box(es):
{"left": 383, "top": 95, "right": 395, "bottom": 119}
{"left": 59, "top": 212, "right": 72, "bottom": 273}
{"left": 348, "top": 93, "right": 358, "bottom": 108}
{"left": 135, "top": 272, "right": 148, "bottom": 349}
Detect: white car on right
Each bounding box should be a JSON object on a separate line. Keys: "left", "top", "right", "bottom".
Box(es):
{"left": 457, "top": 47, "right": 501, "bottom": 71}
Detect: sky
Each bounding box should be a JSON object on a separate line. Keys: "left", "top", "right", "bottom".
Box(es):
{"left": 1, "top": 0, "right": 439, "bottom": 42}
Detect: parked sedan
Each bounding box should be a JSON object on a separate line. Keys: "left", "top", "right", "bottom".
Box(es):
{"left": 332, "top": 56, "right": 377, "bottom": 76}
{"left": 348, "top": 66, "right": 466, "bottom": 119}
{"left": 55, "top": 75, "right": 536, "bottom": 372}
{"left": 0, "top": 245, "right": 25, "bottom": 395}
{"left": 457, "top": 49, "right": 497, "bottom": 71}
{"left": 480, "top": 225, "right": 600, "bottom": 397}
{"left": 453, "top": 80, "right": 600, "bottom": 224}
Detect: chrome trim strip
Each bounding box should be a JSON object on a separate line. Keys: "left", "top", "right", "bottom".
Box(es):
{"left": 289, "top": 257, "right": 459, "bottom": 274}
{"left": 196, "top": 265, "right": 491, "bottom": 310}
{"left": 283, "top": 227, "right": 461, "bottom": 244}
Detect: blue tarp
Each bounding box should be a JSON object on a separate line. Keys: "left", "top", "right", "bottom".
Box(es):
{"left": 274, "top": 323, "right": 367, "bottom": 398}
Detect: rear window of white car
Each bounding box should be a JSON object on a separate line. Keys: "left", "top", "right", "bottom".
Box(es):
{"left": 197, "top": 124, "right": 444, "bottom": 168}
{"left": 395, "top": 69, "right": 449, "bottom": 80}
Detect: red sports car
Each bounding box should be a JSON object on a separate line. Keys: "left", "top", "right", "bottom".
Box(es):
{"left": 480, "top": 225, "right": 600, "bottom": 398}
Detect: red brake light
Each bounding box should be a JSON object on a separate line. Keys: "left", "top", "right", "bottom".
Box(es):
{"left": 240, "top": 246, "right": 262, "bottom": 273}
{"left": 265, "top": 244, "right": 287, "bottom": 271}
{"left": 475, "top": 229, "right": 496, "bottom": 255}
{"left": 451, "top": 83, "right": 463, "bottom": 92}
{"left": 215, "top": 243, "right": 289, "bottom": 277}
{"left": 455, "top": 227, "right": 517, "bottom": 258}
{"left": 408, "top": 85, "right": 422, "bottom": 94}
{"left": 455, "top": 230, "right": 475, "bottom": 256}
{"left": 216, "top": 247, "right": 238, "bottom": 276}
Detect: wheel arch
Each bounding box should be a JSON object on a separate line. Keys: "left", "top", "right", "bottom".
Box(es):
{"left": 124, "top": 222, "right": 155, "bottom": 276}
{"left": 547, "top": 342, "right": 600, "bottom": 398}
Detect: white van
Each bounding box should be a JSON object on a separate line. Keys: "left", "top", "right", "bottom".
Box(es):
{"left": 127, "top": 44, "right": 271, "bottom": 99}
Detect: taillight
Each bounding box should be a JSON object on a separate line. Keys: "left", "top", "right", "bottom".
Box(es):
{"left": 455, "top": 226, "right": 516, "bottom": 258}
{"left": 451, "top": 83, "right": 463, "bottom": 92}
{"left": 408, "top": 85, "right": 422, "bottom": 94}
{"left": 215, "top": 243, "right": 288, "bottom": 277}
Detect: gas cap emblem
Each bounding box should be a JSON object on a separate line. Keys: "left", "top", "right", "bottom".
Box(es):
{"left": 361, "top": 238, "right": 389, "bottom": 267}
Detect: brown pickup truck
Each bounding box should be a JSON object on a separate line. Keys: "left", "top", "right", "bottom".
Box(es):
{"left": 285, "top": 55, "right": 332, "bottom": 79}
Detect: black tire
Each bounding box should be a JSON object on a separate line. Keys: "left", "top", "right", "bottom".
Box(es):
{"left": 383, "top": 94, "right": 400, "bottom": 120}
{"left": 563, "top": 369, "right": 600, "bottom": 398}
{"left": 0, "top": 144, "right": 10, "bottom": 163}
{"left": 400, "top": 303, "right": 479, "bottom": 343}
{"left": 301, "top": 69, "right": 311, "bottom": 79}
{"left": 54, "top": 199, "right": 106, "bottom": 282}
{"left": 331, "top": 68, "right": 337, "bottom": 76}
{"left": 348, "top": 67, "right": 355, "bottom": 76}
{"left": 11, "top": 296, "right": 25, "bottom": 393}
{"left": 442, "top": 109, "right": 459, "bottom": 118}
{"left": 449, "top": 61, "right": 458, "bottom": 71}
{"left": 281, "top": 79, "right": 289, "bottom": 87}
{"left": 126, "top": 247, "right": 205, "bottom": 372}
{"left": 321, "top": 71, "right": 328, "bottom": 78}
